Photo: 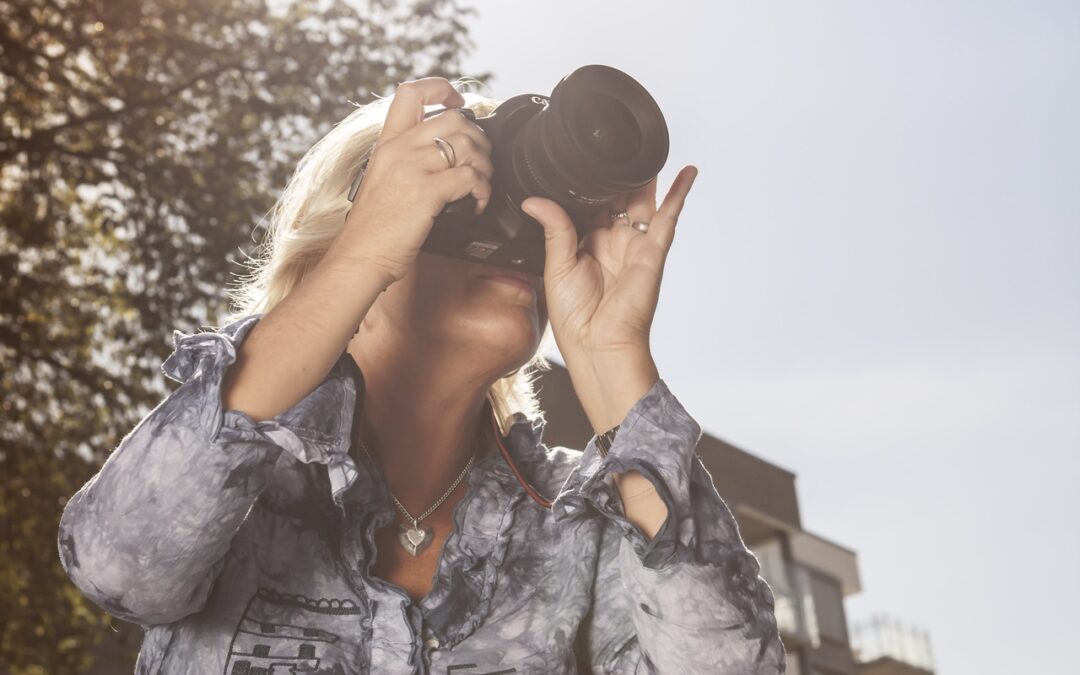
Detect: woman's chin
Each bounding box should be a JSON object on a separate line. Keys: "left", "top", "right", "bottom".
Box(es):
{"left": 480, "top": 306, "right": 542, "bottom": 338}
{"left": 467, "top": 283, "right": 543, "bottom": 320}
{"left": 450, "top": 302, "right": 543, "bottom": 352}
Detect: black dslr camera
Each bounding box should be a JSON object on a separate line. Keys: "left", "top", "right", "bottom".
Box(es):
{"left": 348, "top": 64, "right": 669, "bottom": 277}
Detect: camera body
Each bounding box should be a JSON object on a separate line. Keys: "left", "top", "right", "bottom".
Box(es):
{"left": 348, "top": 65, "right": 669, "bottom": 277}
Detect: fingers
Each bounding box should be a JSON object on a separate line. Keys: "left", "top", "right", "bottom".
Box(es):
{"left": 419, "top": 117, "right": 495, "bottom": 214}
{"left": 412, "top": 107, "right": 493, "bottom": 157}
{"left": 521, "top": 198, "right": 579, "bottom": 280}
{"left": 657, "top": 165, "right": 697, "bottom": 220}
{"left": 651, "top": 165, "right": 698, "bottom": 250}
{"left": 413, "top": 127, "right": 494, "bottom": 180}
{"left": 380, "top": 78, "right": 466, "bottom": 143}
{"left": 432, "top": 164, "right": 494, "bottom": 216}
{"left": 374, "top": 84, "right": 494, "bottom": 215}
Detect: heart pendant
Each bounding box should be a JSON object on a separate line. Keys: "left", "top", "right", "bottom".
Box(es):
{"left": 398, "top": 523, "right": 434, "bottom": 557}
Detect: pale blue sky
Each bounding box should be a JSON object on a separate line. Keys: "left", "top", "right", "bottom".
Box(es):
{"left": 458, "top": 2, "right": 1079, "bottom": 673}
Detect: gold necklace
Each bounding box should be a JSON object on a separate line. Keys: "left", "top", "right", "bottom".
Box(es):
{"left": 359, "top": 439, "right": 477, "bottom": 557}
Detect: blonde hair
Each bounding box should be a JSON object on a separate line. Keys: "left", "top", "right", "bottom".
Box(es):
{"left": 224, "top": 79, "right": 556, "bottom": 436}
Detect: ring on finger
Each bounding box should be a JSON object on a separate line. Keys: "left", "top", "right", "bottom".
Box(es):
{"left": 432, "top": 136, "right": 456, "bottom": 169}
{"left": 609, "top": 209, "right": 650, "bottom": 233}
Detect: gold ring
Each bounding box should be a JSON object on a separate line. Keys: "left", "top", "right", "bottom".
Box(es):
{"left": 432, "top": 137, "right": 456, "bottom": 169}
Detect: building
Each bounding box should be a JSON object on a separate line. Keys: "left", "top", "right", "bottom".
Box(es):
{"left": 536, "top": 364, "right": 936, "bottom": 675}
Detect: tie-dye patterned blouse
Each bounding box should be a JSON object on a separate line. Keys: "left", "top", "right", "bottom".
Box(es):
{"left": 58, "top": 313, "right": 786, "bottom": 674}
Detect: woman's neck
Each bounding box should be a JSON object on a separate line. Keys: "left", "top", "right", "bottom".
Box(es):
{"left": 349, "top": 344, "right": 497, "bottom": 517}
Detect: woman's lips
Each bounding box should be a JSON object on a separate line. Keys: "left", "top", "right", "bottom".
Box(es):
{"left": 477, "top": 274, "right": 539, "bottom": 299}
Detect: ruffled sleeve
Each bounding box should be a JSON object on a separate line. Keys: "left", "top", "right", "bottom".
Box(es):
{"left": 58, "top": 313, "right": 360, "bottom": 626}
{"left": 553, "top": 378, "right": 786, "bottom": 673}
{"left": 161, "top": 313, "right": 360, "bottom": 499}
{"left": 550, "top": 377, "right": 711, "bottom": 569}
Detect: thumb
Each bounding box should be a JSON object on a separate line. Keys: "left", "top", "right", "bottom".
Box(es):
{"left": 522, "top": 197, "right": 578, "bottom": 278}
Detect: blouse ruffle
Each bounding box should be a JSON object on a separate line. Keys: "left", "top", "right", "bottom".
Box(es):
{"left": 161, "top": 313, "right": 361, "bottom": 502}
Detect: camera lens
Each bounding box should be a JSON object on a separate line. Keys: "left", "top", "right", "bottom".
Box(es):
{"left": 513, "top": 65, "right": 668, "bottom": 217}
{"left": 576, "top": 94, "right": 642, "bottom": 162}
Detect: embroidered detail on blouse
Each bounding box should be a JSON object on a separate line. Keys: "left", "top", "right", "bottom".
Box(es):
{"left": 253, "top": 587, "right": 364, "bottom": 615}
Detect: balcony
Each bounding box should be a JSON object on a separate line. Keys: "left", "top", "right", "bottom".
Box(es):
{"left": 850, "top": 614, "right": 935, "bottom": 675}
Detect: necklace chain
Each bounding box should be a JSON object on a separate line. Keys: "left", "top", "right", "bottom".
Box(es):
{"left": 359, "top": 439, "right": 477, "bottom": 527}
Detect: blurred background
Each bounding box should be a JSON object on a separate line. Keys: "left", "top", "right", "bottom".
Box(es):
{"left": 1, "top": 1, "right": 1076, "bottom": 673}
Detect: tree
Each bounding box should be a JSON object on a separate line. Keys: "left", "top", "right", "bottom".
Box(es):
{"left": 0, "top": 0, "right": 488, "bottom": 671}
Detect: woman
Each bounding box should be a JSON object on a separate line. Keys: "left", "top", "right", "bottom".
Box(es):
{"left": 58, "top": 77, "right": 785, "bottom": 674}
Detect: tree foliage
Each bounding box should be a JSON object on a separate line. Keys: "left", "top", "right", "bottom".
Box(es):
{"left": 0, "top": 0, "right": 487, "bottom": 671}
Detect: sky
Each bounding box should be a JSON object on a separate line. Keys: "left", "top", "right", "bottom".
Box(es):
{"left": 456, "top": 2, "right": 1079, "bottom": 673}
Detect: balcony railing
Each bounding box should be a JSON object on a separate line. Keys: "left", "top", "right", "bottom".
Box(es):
{"left": 749, "top": 540, "right": 820, "bottom": 648}
{"left": 850, "top": 614, "right": 935, "bottom": 671}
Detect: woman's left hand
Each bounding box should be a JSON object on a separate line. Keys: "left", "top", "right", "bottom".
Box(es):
{"left": 521, "top": 164, "right": 698, "bottom": 361}
{"left": 520, "top": 165, "right": 698, "bottom": 435}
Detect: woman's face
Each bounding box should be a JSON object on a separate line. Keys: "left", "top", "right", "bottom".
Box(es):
{"left": 366, "top": 251, "right": 548, "bottom": 379}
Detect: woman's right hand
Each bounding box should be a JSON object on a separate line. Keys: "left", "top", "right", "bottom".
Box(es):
{"left": 331, "top": 77, "right": 494, "bottom": 285}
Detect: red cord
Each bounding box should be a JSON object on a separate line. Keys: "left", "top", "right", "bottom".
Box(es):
{"left": 488, "top": 403, "right": 553, "bottom": 509}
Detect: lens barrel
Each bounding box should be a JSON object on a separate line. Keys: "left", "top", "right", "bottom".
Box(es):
{"left": 515, "top": 65, "right": 669, "bottom": 212}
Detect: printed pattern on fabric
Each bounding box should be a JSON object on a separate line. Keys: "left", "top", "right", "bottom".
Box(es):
{"left": 224, "top": 588, "right": 365, "bottom": 675}
{"left": 57, "top": 313, "right": 787, "bottom": 674}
